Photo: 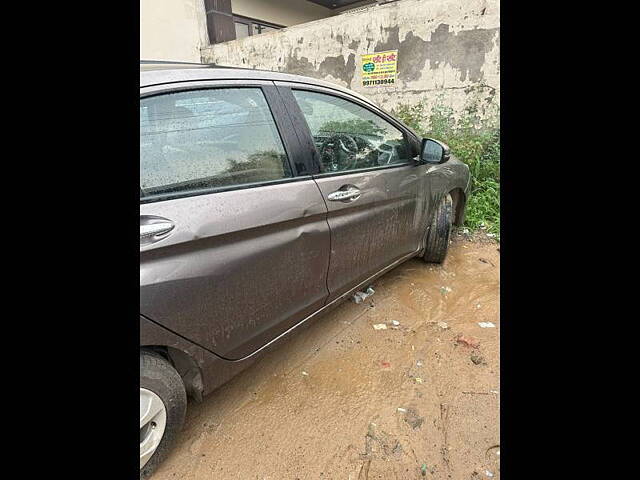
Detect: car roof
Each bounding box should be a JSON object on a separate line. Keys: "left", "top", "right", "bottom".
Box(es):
{"left": 139, "top": 61, "right": 379, "bottom": 109}
{"left": 140, "top": 61, "right": 212, "bottom": 72}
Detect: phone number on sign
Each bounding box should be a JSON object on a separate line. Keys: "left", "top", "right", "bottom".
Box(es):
{"left": 362, "top": 78, "right": 395, "bottom": 86}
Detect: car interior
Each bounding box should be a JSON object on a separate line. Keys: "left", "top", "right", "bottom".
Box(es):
{"left": 294, "top": 95, "right": 411, "bottom": 173}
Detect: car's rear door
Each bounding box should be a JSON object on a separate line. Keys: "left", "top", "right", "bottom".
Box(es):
{"left": 276, "top": 83, "right": 431, "bottom": 302}
{"left": 140, "top": 80, "right": 330, "bottom": 360}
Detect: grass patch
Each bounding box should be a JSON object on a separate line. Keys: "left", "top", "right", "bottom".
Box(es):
{"left": 393, "top": 97, "right": 500, "bottom": 238}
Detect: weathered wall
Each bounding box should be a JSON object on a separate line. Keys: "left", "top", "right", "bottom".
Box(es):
{"left": 141, "top": 0, "right": 208, "bottom": 62}
{"left": 201, "top": 0, "right": 499, "bottom": 123}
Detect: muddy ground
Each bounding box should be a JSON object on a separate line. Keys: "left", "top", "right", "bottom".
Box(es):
{"left": 154, "top": 234, "right": 500, "bottom": 480}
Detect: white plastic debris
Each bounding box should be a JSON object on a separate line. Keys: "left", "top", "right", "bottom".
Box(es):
{"left": 416, "top": 361, "right": 423, "bottom": 367}
{"left": 397, "top": 407, "right": 407, "bottom": 413}
{"left": 478, "top": 322, "right": 496, "bottom": 328}
{"left": 302, "top": 371, "right": 309, "bottom": 376}
{"left": 485, "top": 470, "right": 494, "bottom": 477}
{"left": 486, "top": 233, "right": 496, "bottom": 238}
{"left": 352, "top": 286, "right": 375, "bottom": 304}
{"left": 391, "top": 320, "right": 400, "bottom": 326}
{"left": 373, "top": 323, "right": 387, "bottom": 330}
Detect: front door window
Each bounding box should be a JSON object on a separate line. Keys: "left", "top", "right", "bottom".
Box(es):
{"left": 292, "top": 90, "right": 413, "bottom": 173}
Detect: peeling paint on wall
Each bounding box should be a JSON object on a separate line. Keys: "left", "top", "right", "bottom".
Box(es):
{"left": 423, "top": 24, "right": 499, "bottom": 83}
{"left": 319, "top": 53, "right": 356, "bottom": 87}
{"left": 201, "top": 0, "right": 500, "bottom": 121}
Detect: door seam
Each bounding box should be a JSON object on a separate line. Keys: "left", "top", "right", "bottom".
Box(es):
{"left": 273, "top": 84, "right": 332, "bottom": 304}
{"left": 311, "top": 176, "right": 333, "bottom": 305}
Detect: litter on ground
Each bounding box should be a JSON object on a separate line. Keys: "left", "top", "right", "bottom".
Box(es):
{"left": 455, "top": 335, "right": 480, "bottom": 348}
{"left": 352, "top": 286, "right": 375, "bottom": 304}
{"left": 478, "top": 322, "right": 496, "bottom": 328}
{"left": 471, "top": 353, "right": 485, "bottom": 365}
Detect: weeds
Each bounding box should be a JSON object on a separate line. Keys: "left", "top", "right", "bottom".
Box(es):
{"left": 393, "top": 95, "right": 500, "bottom": 238}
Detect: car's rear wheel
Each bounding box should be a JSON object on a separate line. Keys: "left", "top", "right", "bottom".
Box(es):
{"left": 140, "top": 351, "right": 186, "bottom": 479}
{"left": 422, "top": 193, "right": 453, "bottom": 264}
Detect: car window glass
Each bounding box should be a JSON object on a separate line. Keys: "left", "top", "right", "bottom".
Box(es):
{"left": 140, "top": 88, "right": 291, "bottom": 200}
{"left": 292, "top": 90, "right": 412, "bottom": 173}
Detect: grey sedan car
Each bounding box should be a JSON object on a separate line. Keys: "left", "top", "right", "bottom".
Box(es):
{"left": 140, "top": 61, "right": 470, "bottom": 477}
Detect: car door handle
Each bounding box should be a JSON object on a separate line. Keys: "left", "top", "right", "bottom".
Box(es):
{"left": 140, "top": 218, "right": 175, "bottom": 245}
{"left": 327, "top": 186, "right": 361, "bottom": 202}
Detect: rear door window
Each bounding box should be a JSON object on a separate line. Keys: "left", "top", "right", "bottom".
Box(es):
{"left": 140, "top": 88, "right": 291, "bottom": 200}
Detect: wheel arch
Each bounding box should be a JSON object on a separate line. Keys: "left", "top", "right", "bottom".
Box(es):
{"left": 140, "top": 315, "right": 205, "bottom": 402}
{"left": 448, "top": 187, "right": 467, "bottom": 226}
{"left": 141, "top": 346, "right": 204, "bottom": 402}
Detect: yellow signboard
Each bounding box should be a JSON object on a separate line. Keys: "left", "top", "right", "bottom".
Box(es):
{"left": 361, "top": 50, "right": 398, "bottom": 87}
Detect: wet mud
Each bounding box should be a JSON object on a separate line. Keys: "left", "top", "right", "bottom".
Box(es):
{"left": 153, "top": 235, "right": 500, "bottom": 480}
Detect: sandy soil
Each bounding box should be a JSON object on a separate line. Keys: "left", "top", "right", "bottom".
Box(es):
{"left": 153, "top": 234, "right": 500, "bottom": 480}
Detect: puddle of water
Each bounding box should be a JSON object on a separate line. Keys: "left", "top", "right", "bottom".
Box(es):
{"left": 154, "top": 239, "right": 500, "bottom": 480}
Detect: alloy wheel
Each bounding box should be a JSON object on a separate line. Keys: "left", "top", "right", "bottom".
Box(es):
{"left": 140, "top": 388, "right": 167, "bottom": 469}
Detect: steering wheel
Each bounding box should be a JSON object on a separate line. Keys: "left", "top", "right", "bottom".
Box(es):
{"left": 319, "top": 134, "right": 359, "bottom": 172}
{"left": 376, "top": 143, "right": 399, "bottom": 166}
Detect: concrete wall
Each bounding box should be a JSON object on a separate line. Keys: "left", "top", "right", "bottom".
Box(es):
{"left": 140, "top": 0, "right": 208, "bottom": 62}
{"left": 231, "top": 0, "right": 332, "bottom": 26}
{"left": 201, "top": 0, "right": 500, "bottom": 123}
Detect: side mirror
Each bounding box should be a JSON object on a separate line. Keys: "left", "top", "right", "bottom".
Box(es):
{"left": 420, "top": 138, "right": 450, "bottom": 164}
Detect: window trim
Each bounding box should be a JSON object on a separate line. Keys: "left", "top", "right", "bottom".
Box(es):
{"left": 140, "top": 175, "right": 311, "bottom": 205}
{"left": 309, "top": 159, "right": 414, "bottom": 180}
{"left": 232, "top": 14, "right": 284, "bottom": 38}
{"left": 275, "top": 82, "right": 421, "bottom": 143}
{"left": 139, "top": 82, "right": 304, "bottom": 204}
{"left": 278, "top": 83, "right": 420, "bottom": 178}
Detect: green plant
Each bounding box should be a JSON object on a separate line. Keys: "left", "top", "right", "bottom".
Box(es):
{"left": 394, "top": 95, "right": 500, "bottom": 238}
{"left": 319, "top": 118, "right": 385, "bottom": 136}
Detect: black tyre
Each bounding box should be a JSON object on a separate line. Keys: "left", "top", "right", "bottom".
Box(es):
{"left": 422, "top": 193, "right": 453, "bottom": 264}
{"left": 140, "top": 351, "right": 187, "bottom": 479}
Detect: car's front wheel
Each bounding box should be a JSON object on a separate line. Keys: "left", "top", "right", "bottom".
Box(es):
{"left": 422, "top": 193, "right": 453, "bottom": 264}
{"left": 140, "top": 351, "right": 186, "bottom": 479}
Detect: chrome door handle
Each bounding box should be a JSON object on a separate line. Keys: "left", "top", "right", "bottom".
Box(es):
{"left": 140, "top": 221, "right": 174, "bottom": 241}
{"left": 327, "top": 187, "right": 361, "bottom": 202}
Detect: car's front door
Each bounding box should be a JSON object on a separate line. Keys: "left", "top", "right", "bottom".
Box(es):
{"left": 139, "top": 82, "right": 330, "bottom": 360}
{"left": 280, "top": 85, "right": 431, "bottom": 301}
